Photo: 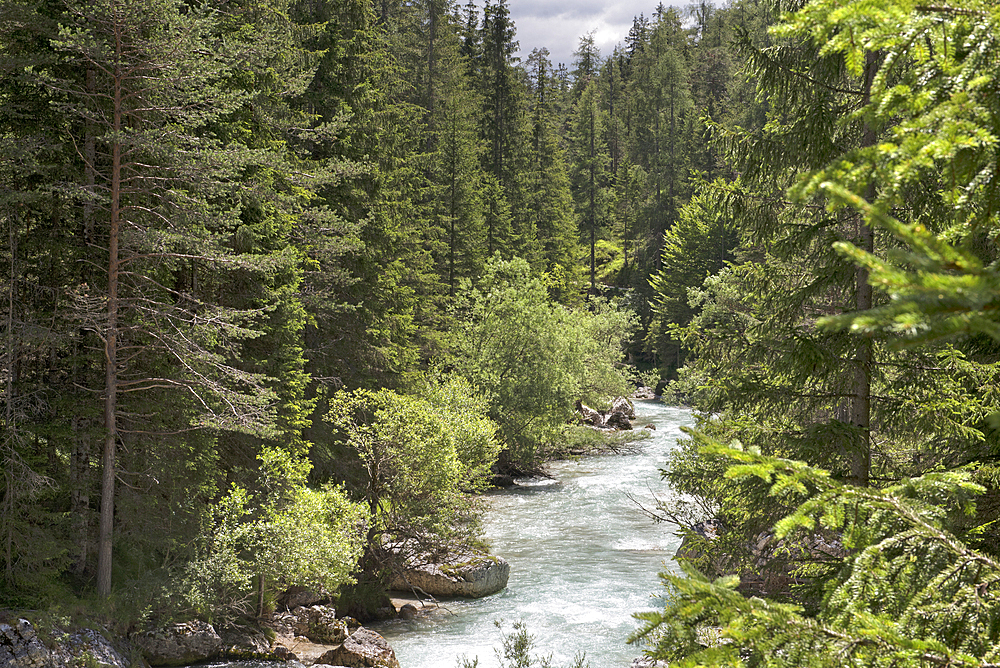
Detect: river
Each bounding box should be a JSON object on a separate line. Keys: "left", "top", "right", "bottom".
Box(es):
{"left": 192, "top": 401, "right": 692, "bottom": 668}
{"left": 370, "top": 401, "right": 694, "bottom": 668}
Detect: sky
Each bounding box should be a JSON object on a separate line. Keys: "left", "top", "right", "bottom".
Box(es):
{"left": 501, "top": 0, "right": 669, "bottom": 68}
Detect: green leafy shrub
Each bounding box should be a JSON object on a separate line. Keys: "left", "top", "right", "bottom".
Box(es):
{"left": 450, "top": 256, "right": 635, "bottom": 468}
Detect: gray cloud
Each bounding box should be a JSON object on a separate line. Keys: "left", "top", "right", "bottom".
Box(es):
{"left": 500, "top": 0, "right": 667, "bottom": 69}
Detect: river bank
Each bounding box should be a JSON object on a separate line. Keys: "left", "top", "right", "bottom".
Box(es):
{"left": 3, "top": 401, "right": 690, "bottom": 668}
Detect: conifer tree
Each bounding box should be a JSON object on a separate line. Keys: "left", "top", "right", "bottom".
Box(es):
{"left": 658, "top": 0, "right": 1000, "bottom": 604}
{"left": 478, "top": 0, "right": 522, "bottom": 193}
{"left": 524, "top": 47, "right": 579, "bottom": 298}
{"left": 628, "top": 6, "right": 691, "bottom": 263}
{"left": 569, "top": 75, "right": 610, "bottom": 293}
{"left": 295, "top": 0, "right": 428, "bottom": 387}
{"left": 0, "top": 0, "right": 326, "bottom": 600}
{"left": 637, "top": 2, "right": 1000, "bottom": 660}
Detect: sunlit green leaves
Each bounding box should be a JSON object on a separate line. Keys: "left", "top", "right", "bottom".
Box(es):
{"left": 449, "top": 255, "right": 635, "bottom": 467}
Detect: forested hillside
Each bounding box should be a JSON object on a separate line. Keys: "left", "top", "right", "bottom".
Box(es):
{"left": 5, "top": 0, "right": 1000, "bottom": 664}
{"left": 0, "top": 0, "right": 702, "bottom": 619}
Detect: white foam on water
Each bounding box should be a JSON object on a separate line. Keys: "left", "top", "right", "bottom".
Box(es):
{"left": 373, "top": 402, "right": 694, "bottom": 668}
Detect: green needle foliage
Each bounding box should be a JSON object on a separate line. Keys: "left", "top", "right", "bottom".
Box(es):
{"left": 637, "top": 1, "right": 1000, "bottom": 666}
{"left": 634, "top": 436, "right": 1000, "bottom": 668}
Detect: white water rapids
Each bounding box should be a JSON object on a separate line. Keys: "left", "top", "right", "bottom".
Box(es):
{"left": 371, "top": 401, "right": 694, "bottom": 668}
{"left": 195, "top": 401, "right": 694, "bottom": 668}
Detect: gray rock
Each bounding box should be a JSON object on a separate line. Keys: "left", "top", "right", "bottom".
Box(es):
{"left": 217, "top": 623, "right": 274, "bottom": 660}
{"left": 133, "top": 620, "right": 221, "bottom": 666}
{"left": 50, "top": 628, "right": 135, "bottom": 668}
{"left": 0, "top": 619, "right": 49, "bottom": 668}
{"left": 0, "top": 618, "right": 134, "bottom": 668}
{"left": 576, "top": 397, "right": 634, "bottom": 430}
{"left": 268, "top": 604, "right": 349, "bottom": 645}
{"left": 278, "top": 585, "right": 329, "bottom": 609}
{"left": 315, "top": 628, "right": 400, "bottom": 668}
{"left": 631, "top": 386, "right": 657, "bottom": 400}
{"left": 611, "top": 396, "right": 636, "bottom": 420}
{"left": 390, "top": 552, "right": 510, "bottom": 598}
{"left": 576, "top": 400, "right": 605, "bottom": 427}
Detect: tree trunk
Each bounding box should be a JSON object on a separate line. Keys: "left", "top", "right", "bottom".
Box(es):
{"left": 97, "top": 42, "right": 123, "bottom": 599}
{"left": 848, "top": 51, "right": 880, "bottom": 488}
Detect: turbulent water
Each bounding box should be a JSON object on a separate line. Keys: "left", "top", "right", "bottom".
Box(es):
{"left": 371, "top": 401, "right": 694, "bottom": 668}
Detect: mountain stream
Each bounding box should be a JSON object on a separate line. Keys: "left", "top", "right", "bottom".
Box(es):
{"left": 371, "top": 401, "right": 694, "bottom": 668}
{"left": 194, "top": 401, "right": 693, "bottom": 668}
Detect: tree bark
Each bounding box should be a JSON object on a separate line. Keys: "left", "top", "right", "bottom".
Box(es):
{"left": 589, "top": 104, "right": 596, "bottom": 293}
{"left": 848, "top": 50, "right": 880, "bottom": 488}
{"left": 97, "top": 27, "right": 123, "bottom": 598}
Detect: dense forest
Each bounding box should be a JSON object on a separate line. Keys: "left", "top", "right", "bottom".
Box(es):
{"left": 4, "top": 0, "right": 1000, "bottom": 664}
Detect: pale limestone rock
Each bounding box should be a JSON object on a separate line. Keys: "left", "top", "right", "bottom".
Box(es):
{"left": 1, "top": 618, "right": 133, "bottom": 668}
{"left": 315, "top": 627, "right": 400, "bottom": 668}
{"left": 133, "top": 620, "right": 221, "bottom": 666}
{"left": 390, "top": 552, "right": 510, "bottom": 598}
{"left": 268, "top": 604, "right": 349, "bottom": 645}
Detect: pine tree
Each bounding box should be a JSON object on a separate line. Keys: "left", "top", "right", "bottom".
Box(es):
{"left": 0, "top": 0, "right": 324, "bottom": 599}
{"left": 635, "top": 4, "right": 1000, "bottom": 660}
{"left": 628, "top": 6, "right": 691, "bottom": 266}
{"left": 569, "top": 74, "right": 609, "bottom": 294}
{"left": 295, "top": 0, "right": 427, "bottom": 388}
{"left": 659, "top": 0, "right": 1000, "bottom": 597}
{"left": 478, "top": 0, "right": 522, "bottom": 193}
{"left": 524, "top": 46, "right": 579, "bottom": 299}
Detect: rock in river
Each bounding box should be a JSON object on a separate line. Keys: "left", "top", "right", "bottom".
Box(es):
{"left": 315, "top": 627, "right": 400, "bottom": 668}
{"left": 390, "top": 551, "right": 510, "bottom": 598}
{"left": 1, "top": 618, "right": 133, "bottom": 668}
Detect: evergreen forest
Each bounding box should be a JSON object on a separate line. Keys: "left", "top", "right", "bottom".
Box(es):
{"left": 3, "top": 0, "right": 1000, "bottom": 665}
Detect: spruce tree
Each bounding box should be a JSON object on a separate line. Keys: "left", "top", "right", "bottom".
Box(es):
{"left": 657, "top": 0, "right": 1000, "bottom": 616}
{"left": 478, "top": 0, "right": 522, "bottom": 194}
{"left": 637, "top": 2, "right": 1000, "bottom": 660}
{"left": 569, "top": 73, "right": 610, "bottom": 294}
{"left": 524, "top": 46, "right": 579, "bottom": 299}
{"left": 0, "top": 0, "right": 322, "bottom": 599}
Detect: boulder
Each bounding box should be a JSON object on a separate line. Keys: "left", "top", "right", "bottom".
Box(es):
{"left": 605, "top": 410, "right": 633, "bottom": 431}
{"left": 133, "top": 620, "right": 222, "bottom": 666}
{"left": 278, "top": 584, "right": 329, "bottom": 609}
{"left": 315, "top": 627, "right": 400, "bottom": 668}
{"left": 610, "top": 396, "right": 636, "bottom": 420}
{"left": 50, "top": 628, "right": 136, "bottom": 668}
{"left": 268, "top": 605, "right": 349, "bottom": 645}
{"left": 1, "top": 618, "right": 135, "bottom": 668}
{"left": 576, "top": 397, "right": 634, "bottom": 431}
{"left": 490, "top": 473, "right": 517, "bottom": 488}
{"left": 390, "top": 552, "right": 510, "bottom": 598}
{"left": 631, "top": 386, "right": 657, "bottom": 400}
{"left": 575, "top": 400, "right": 605, "bottom": 427}
{"left": 217, "top": 623, "right": 275, "bottom": 661}
{"left": 1, "top": 618, "right": 49, "bottom": 668}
